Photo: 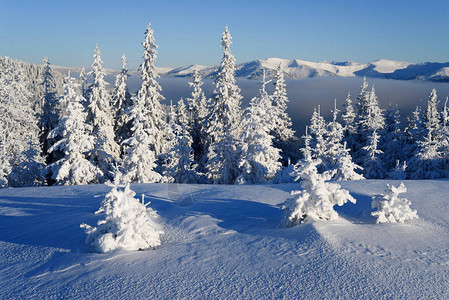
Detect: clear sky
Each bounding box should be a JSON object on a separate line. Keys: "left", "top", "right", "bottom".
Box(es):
{"left": 0, "top": 0, "right": 448, "bottom": 69}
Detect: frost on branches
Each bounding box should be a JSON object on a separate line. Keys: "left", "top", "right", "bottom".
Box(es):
{"left": 81, "top": 174, "right": 163, "bottom": 253}
{"left": 371, "top": 182, "right": 418, "bottom": 224}
{"left": 280, "top": 158, "right": 356, "bottom": 226}
{"left": 46, "top": 73, "right": 102, "bottom": 185}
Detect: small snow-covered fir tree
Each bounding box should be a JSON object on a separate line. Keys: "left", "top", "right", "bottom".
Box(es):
{"left": 280, "top": 158, "right": 356, "bottom": 226}
{"left": 308, "top": 106, "right": 327, "bottom": 161}
{"left": 206, "top": 26, "right": 243, "bottom": 184}
{"left": 79, "top": 66, "right": 88, "bottom": 99}
{"left": 342, "top": 91, "right": 357, "bottom": 135}
{"left": 361, "top": 130, "right": 385, "bottom": 179}
{"left": 47, "top": 73, "right": 102, "bottom": 185}
{"left": 81, "top": 172, "right": 163, "bottom": 253}
{"left": 387, "top": 160, "right": 407, "bottom": 180}
{"left": 371, "top": 182, "right": 418, "bottom": 224}
{"left": 236, "top": 74, "right": 281, "bottom": 184}
{"left": 425, "top": 89, "right": 441, "bottom": 136}
{"left": 113, "top": 54, "right": 133, "bottom": 146}
{"left": 87, "top": 46, "right": 121, "bottom": 182}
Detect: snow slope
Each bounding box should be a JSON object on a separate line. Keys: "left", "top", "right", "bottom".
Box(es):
{"left": 1, "top": 181, "right": 449, "bottom": 298}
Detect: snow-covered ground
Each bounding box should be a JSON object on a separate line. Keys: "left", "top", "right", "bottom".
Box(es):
{"left": 1, "top": 180, "right": 449, "bottom": 298}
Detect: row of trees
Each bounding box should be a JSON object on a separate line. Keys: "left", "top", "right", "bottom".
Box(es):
{"left": 0, "top": 23, "right": 297, "bottom": 187}
{"left": 305, "top": 77, "right": 449, "bottom": 180}
{"left": 1, "top": 21, "right": 448, "bottom": 187}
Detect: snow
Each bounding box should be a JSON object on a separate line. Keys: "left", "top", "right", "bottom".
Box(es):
{"left": 370, "top": 59, "right": 412, "bottom": 74}
{"left": 1, "top": 180, "right": 449, "bottom": 298}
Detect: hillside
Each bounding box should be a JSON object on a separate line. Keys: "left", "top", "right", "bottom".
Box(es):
{"left": 1, "top": 180, "right": 449, "bottom": 298}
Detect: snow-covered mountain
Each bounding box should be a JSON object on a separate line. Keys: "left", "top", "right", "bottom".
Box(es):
{"left": 159, "top": 58, "right": 449, "bottom": 82}
{"left": 51, "top": 58, "right": 449, "bottom": 82}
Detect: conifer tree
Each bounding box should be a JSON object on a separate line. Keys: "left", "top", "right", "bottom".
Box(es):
{"left": 131, "top": 22, "right": 167, "bottom": 157}
{"left": 47, "top": 73, "right": 102, "bottom": 185}
{"left": 425, "top": 89, "right": 441, "bottom": 137}
{"left": 8, "top": 136, "right": 44, "bottom": 187}
{"left": 122, "top": 100, "right": 163, "bottom": 183}
{"left": 280, "top": 158, "right": 356, "bottom": 226}
{"left": 163, "top": 108, "right": 196, "bottom": 183}
{"left": 87, "top": 46, "right": 120, "bottom": 181}
{"left": 206, "top": 26, "right": 243, "bottom": 183}
{"left": 79, "top": 66, "right": 88, "bottom": 99}
{"left": 271, "top": 64, "right": 296, "bottom": 164}
{"left": 236, "top": 74, "right": 281, "bottom": 184}
{"left": 113, "top": 54, "right": 132, "bottom": 146}
{"left": 186, "top": 69, "right": 209, "bottom": 169}
{"left": 382, "top": 104, "right": 406, "bottom": 171}
{"left": 0, "top": 57, "right": 40, "bottom": 169}
{"left": 39, "top": 57, "right": 60, "bottom": 164}
{"left": 360, "top": 130, "right": 385, "bottom": 179}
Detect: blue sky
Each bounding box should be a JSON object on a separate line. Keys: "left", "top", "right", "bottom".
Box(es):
{"left": 0, "top": 0, "right": 448, "bottom": 69}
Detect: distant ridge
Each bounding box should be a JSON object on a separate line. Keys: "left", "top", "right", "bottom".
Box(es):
{"left": 50, "top": 58, "right": 449, "bottom": 82}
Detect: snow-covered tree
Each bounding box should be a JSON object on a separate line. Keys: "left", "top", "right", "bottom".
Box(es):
{"left": 47, "top": 73, "right": 102, "bottom": 185}
{"left": 86, "top": 46, "right": 120, "bottom": 182}
{"left": 387, "top": 160, "right": 407, "bottom": 180}
{"left": 81, "top": 172, "right": 163, "bottom": 253}
{"left": 206, "top": 26, "right": 243, "bottom": 184}
{"left": 308, "top": 106, "right": 327, "bottom": 161}
{"left": 185, "top": 69, "right": 209, "bottom": 169}
{"left": 408, "top": 131, "right": 445, "bottom": 179}
{"left": 79, "top": 66, "right": 88, "bottom": 99}
{"left": 371, "top": 182, "right": 418, "bottom": 224}
{"left": 132, "top": 22, "right": 167, "bottom": 157}
{"left": 8, "top": 136, "right": 44, "bottom": 187}
{"left": 280, "top": 158, "right": 356, "bottom": 226}
{"left": 113, "top": 54, "right": 133, "bottom": 146}
{"left": 271, "top": 64, "right": 296, "bottom": 164}
{"left": 122, "top": 100, "right": 163, "bottom": 183}
{"left": 39, "top": 57, "right": 60, "bottom": 164}
{"left": 361, "top": 130, "right": 385, "bottom": 179}
{"left": 236, "top": 74, "right": 281, "bottom": 184}
{"left": 425, "top": 89, "right": 441, "bottom": 136}
{"left": 163, "top": 108, "right": 197, "bottom": 183}
{"left": 405, "top": 105, "right": 426, "bottom": 160}
{"left": 360, "top": 85, "right": 385, "bottom": 132}
{"left": 342, "top": 91, "right": 357, "bottom": 135}
{"left": 0, "top": 57, "right": 40, "bottom": 169}
{"left": 382, "top": 104, "right": 406, "bottom": 171}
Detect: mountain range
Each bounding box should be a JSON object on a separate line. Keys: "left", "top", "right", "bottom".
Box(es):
{"left": 52, "top": 58, "right": 449, "bottom": 82}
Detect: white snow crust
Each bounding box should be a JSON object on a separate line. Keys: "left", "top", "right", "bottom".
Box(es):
{"left": 1, "top": 180, "right": 449, "bottom": 298}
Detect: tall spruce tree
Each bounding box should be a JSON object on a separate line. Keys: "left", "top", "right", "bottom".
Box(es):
{"left": 186, "top": 69, "right": 209, "bottom": 170}
{"left": 132, "top": 22, "right": 167, "bottom": 157}
{"left": 87, "top": 46, "right": 120, "bottom": 181}
{"left": 206, "top": 26, "right": 243, "bottom": 184}
{"left": 39, "top": 57, "right": 60, "bottom": 164}
{"left": 271, "top": 64, "right": 296, "bottom": 164}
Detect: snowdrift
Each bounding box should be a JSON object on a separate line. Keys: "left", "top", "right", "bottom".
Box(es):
{"left": 1, "top": 180, "right": 449, "bottom": 298}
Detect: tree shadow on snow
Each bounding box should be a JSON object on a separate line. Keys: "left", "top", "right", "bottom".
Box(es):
{"left": 333, "top": 192, "right": 377, "bottom": 224}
